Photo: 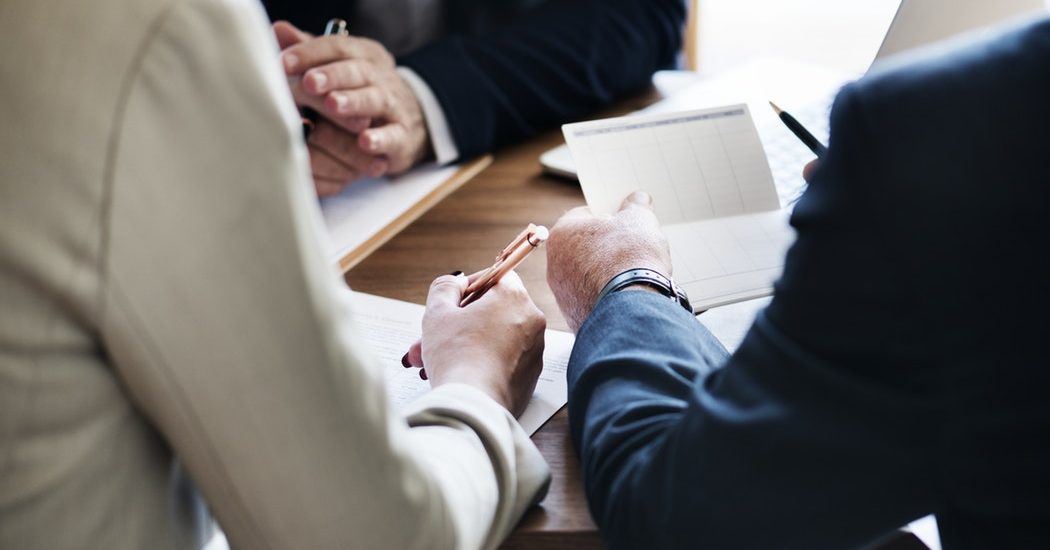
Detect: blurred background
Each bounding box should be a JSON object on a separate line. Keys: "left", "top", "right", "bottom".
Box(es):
{"left": 696, "top": 0, "right": 900, "bottom": 74}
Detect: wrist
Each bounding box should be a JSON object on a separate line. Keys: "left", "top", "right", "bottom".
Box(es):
{"left": 595, "top": 267, "right": 692, "bottom": 313}
{"left": 397, "top": 66, "right": 459, "bottom": 164}
{"left": 428, "top": 360, "right": 513, "bottom": 411}
{"left": 621, "top": 283, "right": 663, "bottom": 295}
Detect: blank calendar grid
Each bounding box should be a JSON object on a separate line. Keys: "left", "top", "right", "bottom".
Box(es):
{"left": 564, "top": 106, "right": 796, "bottom": 310}
{"left": 571, "top": 108, "right": 779, "bottom": 224}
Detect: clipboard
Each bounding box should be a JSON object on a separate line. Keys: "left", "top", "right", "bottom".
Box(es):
{"left": 321, "top": 155, "right": 493, "bottom": 273}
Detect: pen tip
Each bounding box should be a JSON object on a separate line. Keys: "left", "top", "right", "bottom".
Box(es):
{"left": 768, "top": 101, "right": 782, "bottom": 114}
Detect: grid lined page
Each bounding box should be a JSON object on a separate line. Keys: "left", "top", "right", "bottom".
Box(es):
{"left": 563, "top": 105, "right": 794, "bottom": 310}
{"left": 564, "top": 105, "right": 779, "bottom": 224}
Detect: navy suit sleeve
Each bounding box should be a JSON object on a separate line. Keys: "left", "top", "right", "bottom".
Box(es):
{"left": 399, "top": 0, "right": 685, "bottom": 160}
{"left": 568, "top": 86, "right": 939, "bottom": 549}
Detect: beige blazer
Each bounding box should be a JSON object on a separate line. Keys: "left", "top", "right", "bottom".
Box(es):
{"left": 0, "top": 0, "right": 549, "bottom": 548}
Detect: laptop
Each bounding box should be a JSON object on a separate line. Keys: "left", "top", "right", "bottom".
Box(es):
{"left": 541, "top": 0, "right": 1047, "bottom": 187}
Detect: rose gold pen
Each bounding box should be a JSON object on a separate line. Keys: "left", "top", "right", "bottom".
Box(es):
{"left": 401, "top": 223, "right": 549, "bottom": 378}
{"left": 459, "top": 224, "right": 549, "bottom": 307}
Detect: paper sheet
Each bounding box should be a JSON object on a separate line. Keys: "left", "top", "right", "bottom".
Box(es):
{"left": 563, "top": 105, "right": 796, "bottom": 310}
{"left": 320, "top": 163, "right": 461, "bottom": 264}
{"left": 544, "top": 58, "right": 847, "bottom": 205}
{"left": 349, "top": 291, "right": 573, "bottom": 435}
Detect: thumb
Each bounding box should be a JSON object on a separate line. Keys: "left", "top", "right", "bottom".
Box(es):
{"left": 803, "top": 159, "right": 821, "bottom": 183}
{"left": 273, "top": 21, "right": 311, "bottom": 50}
{"left": 425, "top": 273, "right": 469, "bottom": 311}
{"left": 619, "top": 190, "right": 654, "bottom": 212}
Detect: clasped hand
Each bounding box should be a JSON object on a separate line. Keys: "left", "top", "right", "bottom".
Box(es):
{"left": 274, "top": 21, "right": 430, "bottom": 197}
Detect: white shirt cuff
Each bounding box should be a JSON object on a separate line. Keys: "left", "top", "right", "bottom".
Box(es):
{"left": 397, "top": 66, "right": 460, "bottom": 165}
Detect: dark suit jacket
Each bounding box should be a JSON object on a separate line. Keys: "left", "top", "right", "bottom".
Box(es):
{"left": 260, "top": 0, "right": 686, "bottom": 160}
{"left": 568, "top": 19, "right": 1050, "bottom": 549}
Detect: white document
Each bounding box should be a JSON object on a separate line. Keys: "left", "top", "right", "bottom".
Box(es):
{"left": 543, "top": 58, "right": 848, "bottom": 206}
{"left": 320, "top": 163, "right": 460, "bottom": 264}
{"left": 349, "top": 291, "right": 573, "bottom": 435}
{"left": 563, "top": 105, "right": 795, "bottom": 311}
{"left": 697, "top": 296, "right": 772, "bottom": 352}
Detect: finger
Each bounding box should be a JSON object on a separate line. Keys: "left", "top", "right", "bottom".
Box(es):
{"left": 803, "top": 159, "right": 820, "bottom": 182}
{"left": 466, "top": 268, "right": 489, "bottom": 285}
{"left": 470, "top": 270, "right": 531, "bottom": 310}
{"left": 492, "top": 270, "right": 525, "bottom": 292}
{"left": 303, "top": 60, "right": 375, "bottom": 95}
{"left": 619, "top": 190, "right": 654, "bottom": 212}
{"left": 359, "top": 124, "right": 406, "bottom": 157}
{"left": 314, "top": 177, "right": 349, "bottom": 198}
{"left": 556, "top": 206, "right": 595, "bottom": 224}
{"left": 273, "top": 21, "right": 311, "bottom": 50}
{"left": 616, "top": 190, "right": 661, "bottom": 227}
{"left": 425, "top": 273, "right": 469, "bottom": 311}
{"left": 325, "top": 87, "right": 389, "bottom": 119}
{"left": 309, "top": 144, "right": 358, "bottom": 181}
{"left": 282, "top": 36, "right": 376, "bottom": 75}
{"left": 405, "top": 340, "right": 423, "bottom": 368}
{"left": 309, "top": 123, "right": 389, "bottom": 178}
{"left": 298, "top": 98, "right": 371, "bottom": 133}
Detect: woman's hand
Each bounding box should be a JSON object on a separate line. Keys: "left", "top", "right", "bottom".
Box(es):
{"left": 408, "top": 271, "right": 546, "bottom": 417}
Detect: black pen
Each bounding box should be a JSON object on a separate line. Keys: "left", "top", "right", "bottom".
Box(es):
{"left": 769, "top": 101, "right": 827, "bottom": 158}
{"left": 301, "top": 18, "right": 350, "bottom": 138}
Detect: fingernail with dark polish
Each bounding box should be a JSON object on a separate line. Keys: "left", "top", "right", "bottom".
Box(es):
{"left": 401, "top": 353, "right": 411, "bottom": 368}
{"left": 449, "top": 270, "right": 464, "bottom": 276}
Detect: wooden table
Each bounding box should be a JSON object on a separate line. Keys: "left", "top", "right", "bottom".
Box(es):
{"left": 346, "top": 89, "right": 930, "bottom": 550}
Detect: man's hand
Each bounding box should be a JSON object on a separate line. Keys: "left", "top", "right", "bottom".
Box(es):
{"left": 409, "top": 271, "right": 546, "bottom": 417}
{"left": 306, "top": 119, "right": 391, "bottom": 196}
{"left": 274, "top": 21, "right": 430, "bottom": 195}
{"left": 546, "top": 191, "right": 673, "bottom": 332}
{"left": 803, "top": 159, "right": 820, "bottom": 182}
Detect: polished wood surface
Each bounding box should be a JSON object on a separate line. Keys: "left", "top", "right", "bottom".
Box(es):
{"left": 346, "top": 89, "right": 929, "bottom": 549}
{"left": 346, "top": 90, "right": 660, "bottom": 334}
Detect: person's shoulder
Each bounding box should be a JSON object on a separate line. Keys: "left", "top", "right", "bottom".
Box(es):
{"left": 849, "top": 17, "right": 1050, "bottom": 120}
{"left": 823, "top": 16, "right": 1050, "bottom": 185}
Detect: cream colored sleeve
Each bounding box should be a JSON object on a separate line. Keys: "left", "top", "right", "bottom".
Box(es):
{"left": 97, "top": 0, "right": 548, "bottom": 548}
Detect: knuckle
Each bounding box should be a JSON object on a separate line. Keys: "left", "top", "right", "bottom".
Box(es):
{"left": 372, "top": 89, "right": 389, "bottom": 111}
{"left": 530, "top": 309, "right": 547, "bottom": 332}
{"left": 356, "top": 63, "right": 373, "bottom": 84}
{"left": 343, "top": 63, "right": 362, "bottom": 84}
{"left": 429, "top": 275, "right": 456, "bottom": 291}
{"left": 348, "top": 94, "right": 364, "bottom": 111}
{"left": 335, "top": 38, "right": 354, "bottom": 57}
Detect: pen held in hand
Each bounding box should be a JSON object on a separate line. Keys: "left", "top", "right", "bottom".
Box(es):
{"left": 301, "top": 19, "right": 350, "bottom": 138}
{"left": 459, "top": 224, "right": 549, "bottom": 307}
{"left": 770, "top": 101, "right": 827, "bottom": 158}
{"left": 401, "top": 223, "right": 549, "bottom": 378}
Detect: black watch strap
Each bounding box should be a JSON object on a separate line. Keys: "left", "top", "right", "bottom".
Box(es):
{"left": 596, "top": 268, "right": 693, "bottom": 313}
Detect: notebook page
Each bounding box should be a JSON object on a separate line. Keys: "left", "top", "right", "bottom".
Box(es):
{"left": 665, "top": 209, "right": 793, "bottom": 310}
{"left": 348, "top": 291, "right": 572, "bottom": 435}
{"left": 320, "top": 163, "right": 460, "bottom": 264}
{"left": 563, "top": 105, "right": 780, "bottom": 223}
{"left": 562, "top": 106, "right": 794, "bottom": 310}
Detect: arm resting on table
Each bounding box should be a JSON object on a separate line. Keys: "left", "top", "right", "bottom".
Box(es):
{"left": 399, "top": 0, "right": 686, "bottom": 160}
{"left": 568, "top": 87, "right": 943, "bottom": 549}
